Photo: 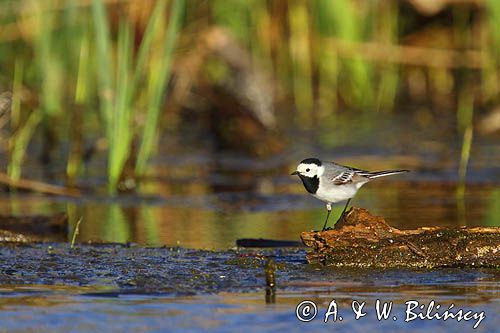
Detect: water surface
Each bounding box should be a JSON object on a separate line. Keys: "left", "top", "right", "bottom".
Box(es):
{"left": 0, "top": 244, "right": 498, "bottom": 332}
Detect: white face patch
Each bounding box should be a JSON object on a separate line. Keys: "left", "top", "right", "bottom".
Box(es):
{"left": 296, "top": 163, "right": 323, "bottom": 178}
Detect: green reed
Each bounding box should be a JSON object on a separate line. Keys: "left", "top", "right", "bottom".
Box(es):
{"left": 7, "top": 107, "right": 42, "bottom": 180}
{"left": 486, "top": 0, "right": 500, "bottom": 55}
{"left": 373, "top": 0, "right": 399, "bottom": 112}
{"left": 136, "top": 0, "right": 184, "bottom": 177}
{"left": 67, "top": 26, "right": 92, "bottom": 184}
{"left": 314, "top": 0, "right": 374, "bottom": 110}
{"left": 7, "top": 0, "right": 63, "bottom": 180}
{"left": 90, "top": 0, "right": 184, "bottom": 192}
{"left": 33, "top": 0, "right": 63, "bottom": 118}
{"left": 484, "top": 0, "right": 500, "bottom": 102}
{"left": 455, "top": 85, "right": 474, "bottom": 226}
{"left": 1, "top": 0, "right": 499, "bottom": 193}
{"left": 92, "top": 0, "right": 120, "bottom": 192}
{"left": 6, "top": 58, "right": 24, "bottom": 180}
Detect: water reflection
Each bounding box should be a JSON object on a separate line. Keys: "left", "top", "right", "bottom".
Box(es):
{"left": 0, "top": 176, "right": 498, "bottom": 249}
{"left": 0, "top": 111, "right": 498, "bottom": 248}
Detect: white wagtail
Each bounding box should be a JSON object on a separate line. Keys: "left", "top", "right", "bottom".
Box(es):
{"left": 291, "top": 158, "right": 409, "bottom": 230}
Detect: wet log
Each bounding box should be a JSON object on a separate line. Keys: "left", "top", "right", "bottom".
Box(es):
{"left": 301, "top": 207, "right": 500, "bottom": 268}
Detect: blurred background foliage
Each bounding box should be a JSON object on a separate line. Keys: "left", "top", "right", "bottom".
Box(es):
{"left": 0, "top": 0, "right": 499, "bottom": 193}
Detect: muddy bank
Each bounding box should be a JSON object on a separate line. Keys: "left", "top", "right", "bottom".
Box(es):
{"left": 302, "top": 207, "right": 500, "bottom": 268}
{"left": 0, "top": 243, "right": 301, "bottom": 294}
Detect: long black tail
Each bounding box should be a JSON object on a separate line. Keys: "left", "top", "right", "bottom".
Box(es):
{"left": 359, "top": 169, "right": 409, "bottom": 179}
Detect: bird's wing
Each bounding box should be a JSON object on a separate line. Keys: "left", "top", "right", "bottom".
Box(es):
{"left": 331, "top": 170, "right": 369, "bottom": 185}
{"left": 326, "top": 162, "right": 369, "bottom": 185}
{"left": 331, "top": 171, "right": 356, "bottom": 185}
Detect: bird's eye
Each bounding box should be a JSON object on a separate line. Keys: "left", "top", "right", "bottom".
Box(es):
{"left": 306, "top": 168, "right": 310, "bottom": 172}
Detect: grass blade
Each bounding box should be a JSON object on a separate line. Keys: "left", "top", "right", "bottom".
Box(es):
{"left": 136, "top": 0, "right": 184, "bottom": 176}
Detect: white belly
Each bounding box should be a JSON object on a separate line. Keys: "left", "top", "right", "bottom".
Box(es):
{"left": 313, "top": 182, "right": 366, "bottom": 203}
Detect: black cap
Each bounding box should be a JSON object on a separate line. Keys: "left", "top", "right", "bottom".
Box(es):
{"left": 300, "top": 158, "right": 321, "bottom": 166}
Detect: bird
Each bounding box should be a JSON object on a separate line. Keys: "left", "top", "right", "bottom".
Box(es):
{"left": 291, "top": 158, "right": 409, "bottom": 231}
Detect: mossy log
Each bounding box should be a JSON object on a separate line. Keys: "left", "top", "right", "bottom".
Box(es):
{"left": 301, "top": 207, "right": 500, "bottom": 268}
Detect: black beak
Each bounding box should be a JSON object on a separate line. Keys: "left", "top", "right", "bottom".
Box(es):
{"left": 291, "top": 171, "right": 299, "bottom": 176}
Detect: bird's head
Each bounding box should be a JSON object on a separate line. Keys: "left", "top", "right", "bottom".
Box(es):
{"left": 291, "top": 158, "right": 323, "bottom": 178}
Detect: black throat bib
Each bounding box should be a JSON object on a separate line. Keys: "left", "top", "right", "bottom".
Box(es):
{"left": 298, "top": 175, "right": 319, "bottom": 194}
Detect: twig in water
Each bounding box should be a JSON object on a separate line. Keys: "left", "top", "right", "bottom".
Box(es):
{"left": 0, "top": 172, "right": 81, "bottom": 197}
{"left": 70, "top": 217, "right": 83, "bottom": 249}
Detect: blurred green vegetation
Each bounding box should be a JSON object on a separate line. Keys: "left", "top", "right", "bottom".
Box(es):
{"left": 0, "top": 0, "right": 498, "bottom": 193}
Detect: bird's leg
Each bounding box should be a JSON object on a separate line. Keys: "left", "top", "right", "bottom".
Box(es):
{"left": 321, "top": 203, "right": 332, "bottom": 231}
{"left": 335, "top": 198, "right": 351, "bottom": 224}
